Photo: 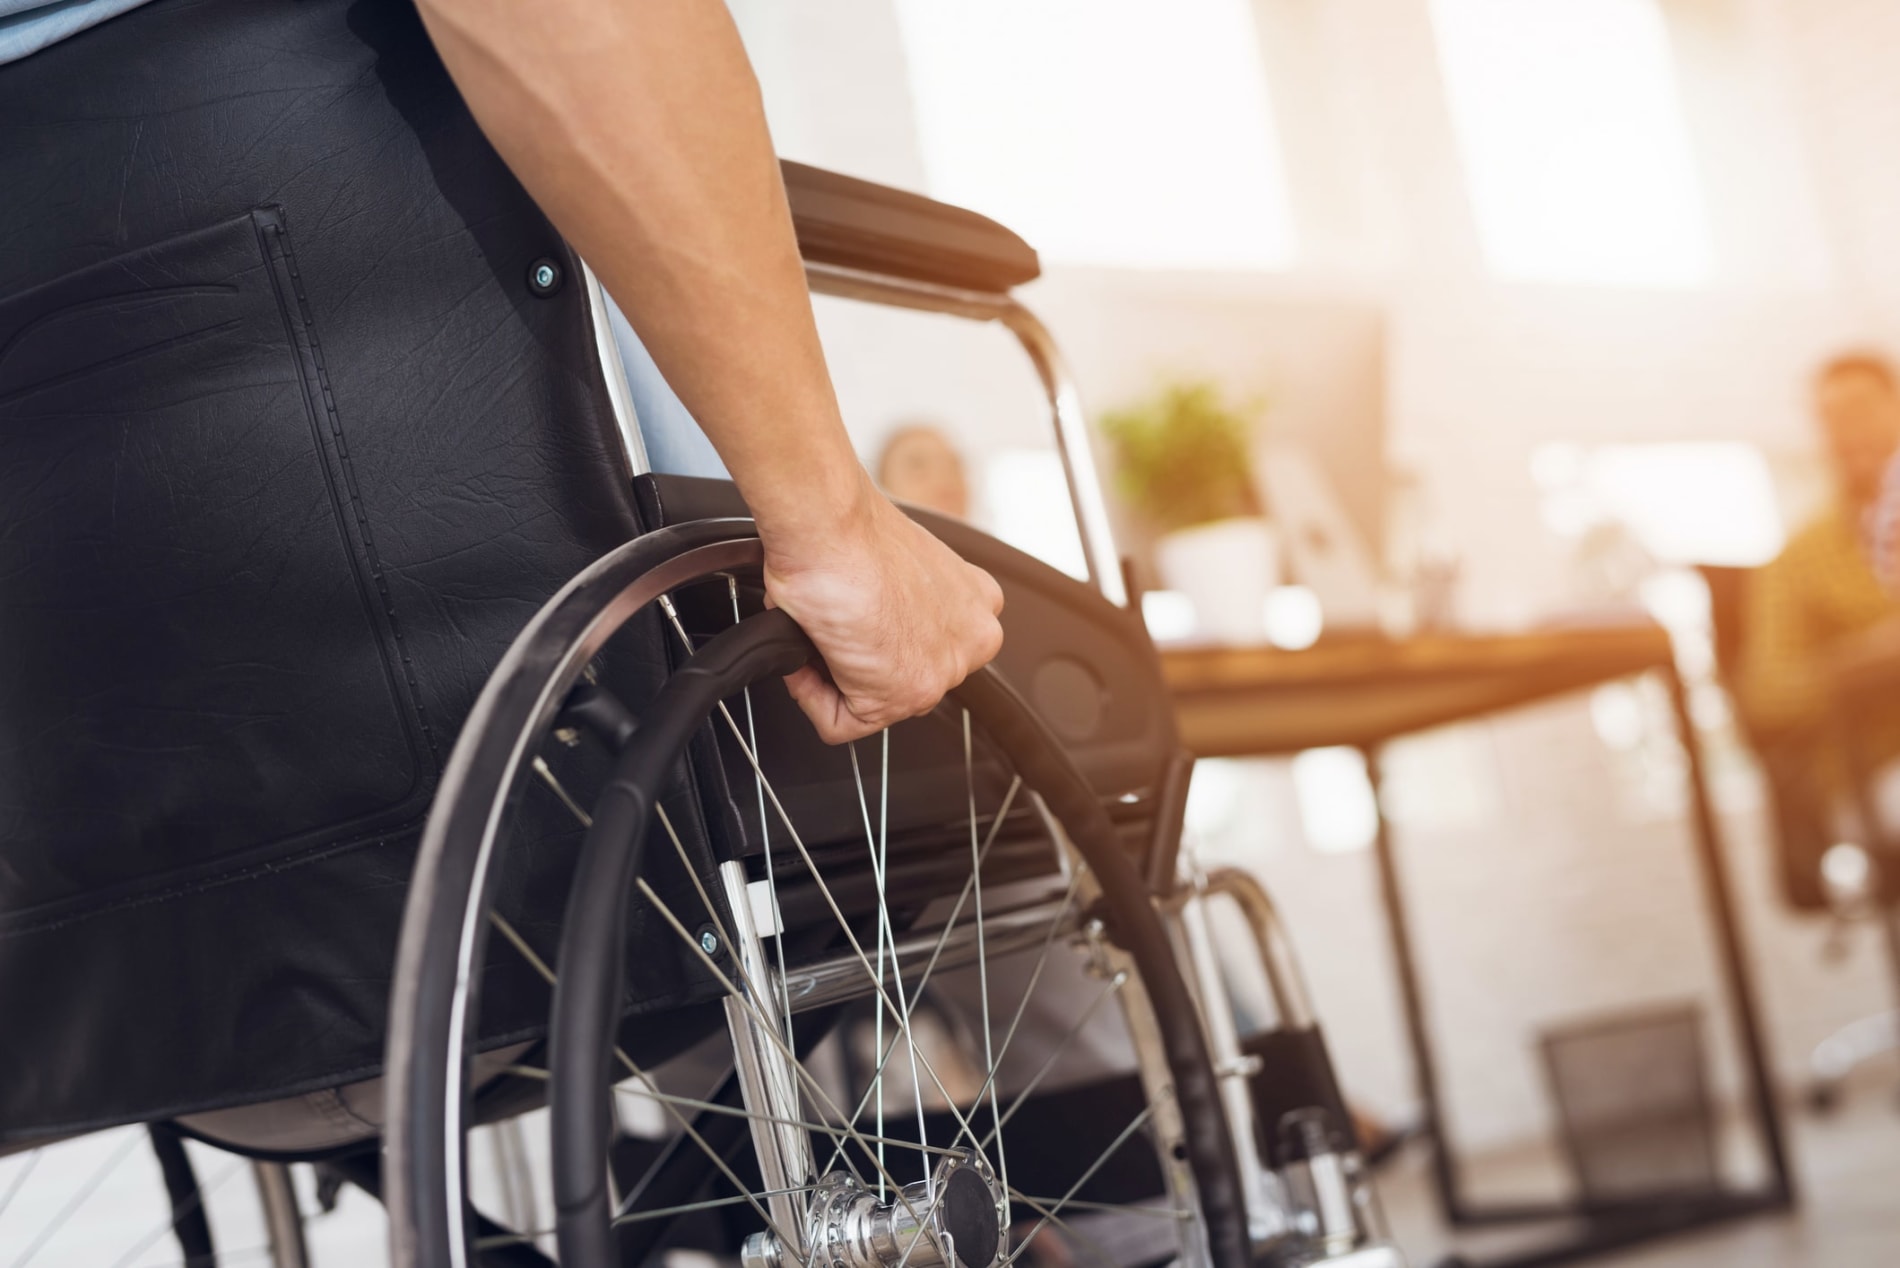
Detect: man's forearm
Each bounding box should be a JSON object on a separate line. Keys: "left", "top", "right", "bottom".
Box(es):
{"left": 414, "top": 0, "right": 869, "bottom": 540}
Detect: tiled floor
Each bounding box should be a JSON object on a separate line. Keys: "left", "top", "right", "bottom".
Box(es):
{"left": 1376, "top": 1098, "right": 1900, "bottom": 1266}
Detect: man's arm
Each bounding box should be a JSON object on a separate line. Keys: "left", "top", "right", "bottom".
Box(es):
{"left": 413, "top": 0, "right": 1002, "bottom": 743}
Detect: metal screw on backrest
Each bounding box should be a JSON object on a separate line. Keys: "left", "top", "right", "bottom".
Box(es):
{"left": 527, "top": 258, "right": 563, "bottom": 297}
{"left": 698, "top": 929, "right": 720, "bottom": 956}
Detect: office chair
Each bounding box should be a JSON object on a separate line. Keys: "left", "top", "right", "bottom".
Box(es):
{"left": 1699, "top": 565, "right": 1900, "bottom": 1108}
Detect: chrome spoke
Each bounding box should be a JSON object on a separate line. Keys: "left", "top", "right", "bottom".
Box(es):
{"left": 813, "top": 776, "right": 1023, "bottom": 1181}
{"left": 1011, "top": 1192, "right": 1190, "bottom": 1222}
{"left": 851, "top": 734, "right": 932, "bottom": 1193}
{"left": 982, "top": 972, "right": 1129, "bottom": 1152}
{"left": 963, "top": 708, "right": 1007, "bottom": 1198}
{"left": 477, "top": 1188, "right": 821, "bottom": 1251}
{"left": 614, "top": 1184, "right": 815, "bottom": 1230}
{"left": 463, "top": 577, "right": 1200, "bottom": 1268}
{"left": 947, "top": 867, "right": 1089, "bottom": 1147}
{"left": 688, "top": 686, "right": 995, "bottom": 1166}
{"left": 532, "top": 755, "right": 593, "bottom": 827}
{"left": 0, "top": 1149, "right": 42, "bottom": 1222}
{"left": 483, "top": 910, "right": 802, "bottom": 1253}
{"left": 610, "top": 1051, "right": 806, "bottom": 1251}
{"left": 1006, "top": 1188, "right": 1138, "bottom": 1268}
{"left": 653, "top": 591, "right": 1008, "bottom": 1166}
{"left": 609, "top": 1083, "right": 968, "bottom": 1162}
{"left": 9, "top": 1130, "right": 141, "bottom": 1268}
{"left": 635, "top": 875, "right": 940, "bottom": 1229}
{"left": 729, "top": 576, "right": 796, "bottom": 1048}
{"left": 511, "top": 640, "right": 928, "bottom": 1232}
{"left": 107, "top": 1157, "right": 247, "bottom": 1268}
{"left": 850, "top": 742, "right": 891, "bottom": 1198}
{"left": 999, "top": 1102, "right": 1160, "bottom": 1268}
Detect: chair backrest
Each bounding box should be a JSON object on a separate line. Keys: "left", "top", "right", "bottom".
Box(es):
{"left": 1695, "top": 565, "right": 1837, "bottom": 910}
{"left": 1697, "top": 565, "right": 1753, "bottom": 694}
{"left": 0, "top": 0, "right": 657, "bottom": 1145}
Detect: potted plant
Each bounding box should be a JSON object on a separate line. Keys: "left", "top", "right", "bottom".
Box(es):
{"left": 1102, "top": 379, "right": 1275, "bottom": 643}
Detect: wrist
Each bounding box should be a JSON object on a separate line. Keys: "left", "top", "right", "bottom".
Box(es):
{"left": 752, "top": 462, "right": 881, "bottom": 569}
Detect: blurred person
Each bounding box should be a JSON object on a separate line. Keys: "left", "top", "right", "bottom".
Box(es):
{"left": 1737, "top": 352, "right": 1900, "bottom": 770}
{"left": 877, "top": 422, "right": 971, "bottom": 520}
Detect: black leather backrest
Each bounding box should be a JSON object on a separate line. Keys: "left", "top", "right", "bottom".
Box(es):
{"left": 0, "top": 0, "right": 655, "bottom": 1141}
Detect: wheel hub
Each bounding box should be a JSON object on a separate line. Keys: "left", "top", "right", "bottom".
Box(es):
{"left": 743, "top": 1151, "right": 1006, "bottom": 1268}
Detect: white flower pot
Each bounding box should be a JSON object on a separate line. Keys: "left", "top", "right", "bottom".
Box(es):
{"left": 1154, "top": 517, "right": 1279, "bottom": 644}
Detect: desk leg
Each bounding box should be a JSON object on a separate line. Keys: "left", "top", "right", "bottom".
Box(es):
{"left": 1362, "top": 744, "right": 1466, "bottom": 1223}
{"left": 1663, "top": 667, "right": 1795, "bottom": 1207}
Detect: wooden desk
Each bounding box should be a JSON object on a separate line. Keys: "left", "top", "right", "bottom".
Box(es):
{"left": 1162, "top": 624, "right": 1794, "bottom": 1264}
{"left": 1162, "top": 626, "right": 1672, "bottom": 757}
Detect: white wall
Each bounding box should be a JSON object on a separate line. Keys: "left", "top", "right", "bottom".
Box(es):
{"left": 730, "top": 0, "right": 1900, "bottom": 1155}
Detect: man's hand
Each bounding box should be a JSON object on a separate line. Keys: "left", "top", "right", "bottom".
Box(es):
{"left": 764, "top": 475, "right": 1004, "bottom": 744}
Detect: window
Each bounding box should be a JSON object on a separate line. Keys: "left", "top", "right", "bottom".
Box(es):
{"left": 1431, "top": 0, "right": 1711, "bottom": 286}
{"left": 893, "top": 0, "right": 1296, "bottom": 270}
{"left": 1532, "top": 442, "right": 1784, "bottom": 566}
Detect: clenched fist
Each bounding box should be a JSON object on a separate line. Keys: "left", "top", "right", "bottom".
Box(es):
{"left": 762, "top": 474, "right": 1004, "bottom": 744}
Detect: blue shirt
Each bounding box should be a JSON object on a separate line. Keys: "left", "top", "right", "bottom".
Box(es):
{"left": 0, "top": 0, "right": 147, "bottom": 63}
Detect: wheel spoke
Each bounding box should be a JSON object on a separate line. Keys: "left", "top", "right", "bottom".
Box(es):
{"left": 728, "top": 576, "right": 795, "bottom": 1049}
{"left": 9, "top": 1130, "right": 141, "bottom": 1268}
{"left": 1006, "top": 1188, "right": 1142, "bottom": 1268}
{"left": 0, "top": 1149, "right": 42, "bottom": 1222}
{"left": 478, "top": 580, "right": 1196, "bottom": 1268}
{"left": 998, "top": 1102, "right": 1160, "bottom": 1268}
{"left": 509, "top": 681, "right": 931, "bottom": 1232}
{"left": 483, "top": 910, "right": 804, "bottom": 1254}
{"left": 850, "top": 734, "right": 932, "bottom": 1192}
{"left": 811, "top": 789, "right": 1033, "bottom": 1186}
{"left": 963, "top": 708, "right": 1007, "bottom": 1198}
{"left": 1010, "top": 1192, "right": 1189, "bottom": 1222}
{"left": 107, "top": 1157, "right": 247, "bottom": 1268}
{"left": 532, "top": 755, "right": 593, "bottom": 827}
{"left": 609, "top": 1083, "right": 968, "bottom": 1162}
{"left": 946, "top": 866, "right": 1089, "bottom": 1148}
{"left": 655, "top": 588, "right": 1030, "bottom": 1175}
{"left": 634, "top": 874, "right": 942, "bottom": 1230}
{"left": 477, "top": 1184, "right": 822, "bottom": 1249}
{"left": 982, "top": 971, "right": 1129, "bottom": 1153}
{"left": 684, "top": 690, "right": 997, "bottom": 1167}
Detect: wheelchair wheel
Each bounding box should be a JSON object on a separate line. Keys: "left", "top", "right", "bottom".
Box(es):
{"left": 385, "top": 519, "right": 1249, "bottom": 1268}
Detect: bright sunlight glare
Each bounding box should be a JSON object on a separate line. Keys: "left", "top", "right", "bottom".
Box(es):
{"left": 894, "top": 0, "right": 1296, "bottom": 270}
{"left": 1431, "top": 0, "right": 1712, "bottom": 287}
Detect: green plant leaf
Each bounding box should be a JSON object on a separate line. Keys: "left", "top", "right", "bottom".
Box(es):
{"left": 1100, "top": 379, "right": 1263, "bottom": 534}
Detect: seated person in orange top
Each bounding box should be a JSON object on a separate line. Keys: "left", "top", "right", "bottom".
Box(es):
{"left": 1737, "top": 353, "right": 1900, "bottom": 761}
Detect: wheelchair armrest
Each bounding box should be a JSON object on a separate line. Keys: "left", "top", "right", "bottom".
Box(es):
{"left": 782, "top": 159, "right": 1041, "bottom": 294}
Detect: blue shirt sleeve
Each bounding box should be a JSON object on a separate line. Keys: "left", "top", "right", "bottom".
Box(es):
{"left": 0, "top": 0, "right": 152, "bottom": 65}
{"left": 601, "top": 289, "right": 729, "bottom": 481}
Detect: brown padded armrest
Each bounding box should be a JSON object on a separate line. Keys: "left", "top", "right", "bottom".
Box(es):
{"left": 782, "top": 159, "right": 1041, "bottom": 293}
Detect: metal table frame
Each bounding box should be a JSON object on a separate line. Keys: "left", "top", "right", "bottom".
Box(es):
{"left": 1165, "top": 636, "right": 1795, "bottom": 1267}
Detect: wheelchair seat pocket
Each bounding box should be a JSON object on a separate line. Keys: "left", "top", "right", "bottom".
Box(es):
{"left": 0, "top": 206, "right": 430, "bottom": 926}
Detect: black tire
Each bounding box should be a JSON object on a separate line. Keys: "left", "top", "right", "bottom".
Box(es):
{"left": 384, "top": 520, "right": 1249, "bottom": 1268}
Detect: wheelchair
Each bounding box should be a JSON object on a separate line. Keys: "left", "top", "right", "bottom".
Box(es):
{"left": 0, "top": 3, "right": 1402, "bottom": 1267}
